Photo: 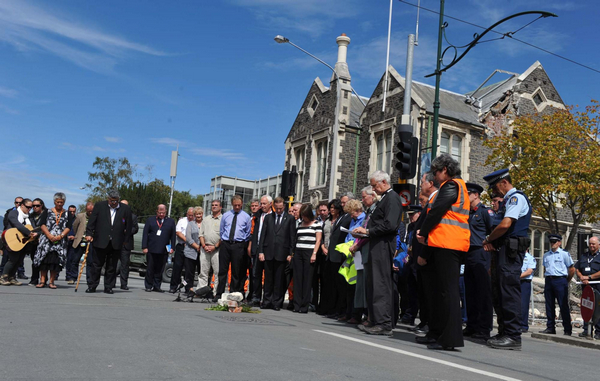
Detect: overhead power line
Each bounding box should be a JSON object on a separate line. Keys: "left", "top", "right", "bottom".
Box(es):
{"left": 398, "top": 0, "right": 600, "bottom": 75}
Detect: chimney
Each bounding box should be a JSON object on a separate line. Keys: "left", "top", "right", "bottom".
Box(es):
{"left": 333, "top": 33, "right": 351, "bottom": 82}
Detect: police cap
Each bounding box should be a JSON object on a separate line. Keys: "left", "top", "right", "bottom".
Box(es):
{"left": 407, "top": 204, "right": 423, "bottom": 214}
{"left": 483, "top": 168, "right": 510, "bottom": 189}
{"left": 548, "top": 234, "right": 562, "bottom": 242}
{"left": 465, "top": 182, "right": 484, "bottom": 195}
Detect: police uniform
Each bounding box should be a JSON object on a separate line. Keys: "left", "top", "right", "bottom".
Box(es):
{"left": 483, "top": 168, "right": 532, "bottom": 349}
{"left": 574, "top": 248, "right": 600, "bottom": 337}
{"left": 463, "top": 183, "right": 493, "bottom": 339}
{"left": 520, "top": 251, "right": 536, "bottom": 332}
{"left": 540, "top": 234, "right": 573, "bottom": 335}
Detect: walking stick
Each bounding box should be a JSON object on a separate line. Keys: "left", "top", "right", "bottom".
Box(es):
{"left": 74, "top": 244, "right": 90, "bottom": 292}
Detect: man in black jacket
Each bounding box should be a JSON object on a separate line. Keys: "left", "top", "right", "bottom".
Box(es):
{"left": 85, "top": 190, "right": 133, "bottom": 294}
{"left": 258, "top": 197, "right": 296, "bottom": 310}
{"left": 249, "top": 195, "right": 273, "bottom": 306}
{"left": 353, "top": 170, "right": 402, "bottom": 336}
{"left": 115, "top": 200, "right": 139, "bottom": 290}
{"left": 142, "top": 204, "right": 176, "bottom": 292}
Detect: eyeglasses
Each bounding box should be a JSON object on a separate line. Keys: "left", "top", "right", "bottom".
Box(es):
{"left": 33, "top": 204, "right": 42, "bottom": 208}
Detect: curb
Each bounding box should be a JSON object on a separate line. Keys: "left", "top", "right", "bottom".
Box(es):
{"left": 531, "top": 332, "right": 600, "bottom": 350}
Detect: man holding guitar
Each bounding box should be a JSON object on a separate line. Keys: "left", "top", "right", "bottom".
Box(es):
{"left": 1, "top": 199, "right": 38, "bottom": 286}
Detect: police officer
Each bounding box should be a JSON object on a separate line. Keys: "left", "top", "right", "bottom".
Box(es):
{"left": 463, "top": 183, "right": 493, "bottom": 340}
{"left": 482, "top": 168, "right": 532, "bottom": 350}
{"left": 539, "top": 234, "right": 574, "bottom": 335}
{"left": 520, "top": 250, "right": 536, "bottom": 333}
{"left": 575, "top": 236, "right": 600, "bottom": 338}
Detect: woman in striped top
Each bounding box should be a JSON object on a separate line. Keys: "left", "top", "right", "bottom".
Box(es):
{"left": 292, "top": 203, "right": 323, "bottom": 313}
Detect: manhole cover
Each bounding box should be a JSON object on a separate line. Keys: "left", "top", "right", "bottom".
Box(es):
{"left": 215, "top": 315, "right": 275, "bottom": 324}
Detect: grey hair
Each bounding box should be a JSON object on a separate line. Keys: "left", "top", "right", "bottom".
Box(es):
{"left": 369, "top": 170, "right": 391, "bottom": 184}
{"left": 53, "top": 192, "right": 66, "bottom": 202}
{"left": 430, "top": 153, "right": 461, "bottom": 178}
{"left": 211, "top": 199, "right": 222, "bottom": 206}
{"left": 107, "top": 189, "right": 120, "bottom": 199}
{"left": 187, "top": 207, "right": 195, "bottom": 213}
{"left": 341, "top": 192, "right": 355, "bottom": 200}
{"left": 361, "top": 186, "right": 375, "bottom": 196}
{"left": 260, "top": 195, "right": 273, "bottom": 203}
{"left": 424, "top": 171, "right": 440, "bottom": 189}
{"left": 250, "top": 198, "right": 260, "bottom": 204}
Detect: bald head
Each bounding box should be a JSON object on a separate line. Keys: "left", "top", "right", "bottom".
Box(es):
{"left": 157, "top": 204, "right": 167, "bottom": 219}
{"left": 590, "top": 236, "right": 599, "bottom": 254}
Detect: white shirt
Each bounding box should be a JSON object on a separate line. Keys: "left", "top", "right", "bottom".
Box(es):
{"left": 257, "top": 211, "right": 271, "bottom": 244}
{"left": 109, "top": 204, "right": 119, "bottom": 225}
{"left": 176, "top": 217, "right": 190, "bottom": 244}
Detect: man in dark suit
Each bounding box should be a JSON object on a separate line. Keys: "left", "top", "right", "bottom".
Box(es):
{"left": 248, "top": 195, "right": 273, "bottom": 306}
{"left": 258, "top": 197, "right": 296, "bottom": 310}
{"left": 115, "top": 200, "right": 139, "bottom": 290}
{"left": 322, "top": 198, "right": 351, "bottom": 319}
{"left": 85, "top": 190, "right": 133, "bottom": 294}
{"left": 142, "top": 204, "right": 176, "bottom": 292}
{"left": 353, "top": 170, "right": 402, "bottom": 336}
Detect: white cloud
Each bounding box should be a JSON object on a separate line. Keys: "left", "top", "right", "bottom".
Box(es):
{"left": 190, "top": 147, "right": 246, "bottom": 160}
{"left": 150, "top": 137, "right": 188, "bottom": 148}
{"left": 0, "top": 0, "right": 166, "bottom": 74}
{"left": 0, "top": 86, "right": 17, "bottom": 98}
{"left": 104, "top": 136, "right": 122, "bottom": 143}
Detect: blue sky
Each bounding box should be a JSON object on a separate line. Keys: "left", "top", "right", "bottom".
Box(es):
{"left": 0, "top": 0, "right": 597, "bottom": 211}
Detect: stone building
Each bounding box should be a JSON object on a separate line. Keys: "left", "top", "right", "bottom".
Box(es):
{"left": 283, "top": 34, "right": 595, "bottom": 270}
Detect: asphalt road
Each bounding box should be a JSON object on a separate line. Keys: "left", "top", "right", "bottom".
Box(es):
{"left": 0, "top": 270, "right": 596, "bottom": 381}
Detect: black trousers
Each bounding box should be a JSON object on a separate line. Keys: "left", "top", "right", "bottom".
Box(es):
{"left": 169, "top": 243, "right": 185, "bottom": 289}
{"left": 417, "top": 264, "right": 435, "bottom": 329}
{"left": 311, "top": 253, "right": 324, "bottom": 307}
{"left": 544, "top": 276, "right": 572, "bottom": 332}
{"left": 322, "top": 260, "right": 346, "bottom": 316}
{"left": 90, "top": 244, "right": 119, "bottom": 289}
{"left": 243, "top": 254, "right": 252, "bottom": 299}
{"left": 406, "top": 261, "right": 420, "bottom": 321}
{"left": 464, "top": 247, "right": 493, "bottom": 335}
{"left": 183, "top": 256, "right": 197, "bottom": 292}
{"left": 263, "top": 259, "right": 287, "bottom": 308}
{"left": 112, "top": 247, "right": 131, "bottom": 288}
{"left": 293, "top": 249, "right": 314, "bottom": 312}
{"left": 2, "top": 247, "right": 27, "bottom": 278}
{"left": 252, "top": 256, "right": 265, "bottom": 302}
{"left": 428, "top": 248, "right": 464, "bottom": 348}
{"left": 216, "top": 241, "right": 245, "bottom": 297}
{"left": 145, "top": 252, "right": 167, "bottom": 290}
{"left": 491, "top": 246, "right": 524, "bottom": 339}
{"left": 365, "top": 251, "right": 394, "bottom": 330}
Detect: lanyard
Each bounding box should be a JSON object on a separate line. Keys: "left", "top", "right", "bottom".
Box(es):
{"left": 157, "top": 217, "right": 163, "bottom": 229}
{"left": 55, "top": 209, "right": 64, "bottom": 226}
{"left": 589, "top": 253, "right": 598, "bottom": 264}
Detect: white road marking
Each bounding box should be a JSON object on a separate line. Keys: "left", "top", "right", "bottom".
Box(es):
{"left": 313, "top": 330, "right": 522, "bottom": 381}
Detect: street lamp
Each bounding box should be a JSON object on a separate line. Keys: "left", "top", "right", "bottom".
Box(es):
{"left": 275, "top": 35, "right": 367, "bottom": 196}
{"left": 425, "top": 5, "right": 557, "bottom": 158}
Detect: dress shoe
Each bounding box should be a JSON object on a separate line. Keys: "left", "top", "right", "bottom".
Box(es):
{"left": 299, "top": 309, "right": 308, "bottom": 314}
{"left": 120, "top": 285, "right": 129, "bottom": 290}
{"left": 250, "top": 300, "right": 261, "bottom": 307}
{"left": 273, "top": 306, "right": 280, "bottom": 311}
{"left": 462, "top": 327, "right": 477, "bottom": 337}
{"left": 169, "top": 288, "right": 177, "bottom": 294}
{"left": 347, "top": 318, "right": 360, "bottom": 324}
{"left": 415, "top": 336, "right": 437, "bottom": 345}
{"left": 85, "top": 287, "right": 96, "bottom": 293}
{"left": 539, "top": 328, "right": 556, "bottom": 334}
{"left": 594, "top": 333, "right": 600, "bottom": 340}
{"left": 337, "top": 316, "right": 348, "bottom": 322}
{"left": 260, "top": 303, "right": 273, "bottom": 309}
{"left": 17, "top": 274, "right": 29, "bottom": 280}
{"left": 412, "top": 326, "right": 429, "bottom": 335}
{"left": 326, "top": 314, "right": 339, "bottom": 319}
{"left": 364, "top": 325, "right": 393, "bottom": 336}
{"left": 471, "top": 332, "right": 491, "bottom": 340}
{"left": 286, "top": 303, "right": 294, "bottom": 311}
{"left": 104, "top": 288, "right": 114, "bottom": 294}
{"left": 427, "top": 343, "right": 455, "bottom": 351}
{"left": 145, "top": 288, "right": 153, "bottom": 292}
{"left": 400, "top": 316, "right": 414, "bottom": 325}
{"left": 153, "top": 288, "right": 165, "bottom": 293}
{"left": 487, "top": 336, "right": 521, "bottom": 350}
{"left": 578, "top": 331, "right": 589, "bottom": 338}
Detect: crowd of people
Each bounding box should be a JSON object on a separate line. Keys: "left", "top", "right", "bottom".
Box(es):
{"left": 2, "top": 154, "right": 599, "bottom": 351}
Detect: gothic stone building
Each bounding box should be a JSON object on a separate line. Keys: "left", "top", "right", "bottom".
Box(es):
{"left": 283, "top": 34, "right": 596, "bottom": 269}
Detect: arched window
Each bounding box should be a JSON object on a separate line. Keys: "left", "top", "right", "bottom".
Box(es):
{"left": 440, "top": 131, "right": 463, "bottom": 164}
{"left": 375, "top": 130, "right": 392, "bottom": 172}
{"left": 315, "top": 140, "right": 327, "bottom": 186}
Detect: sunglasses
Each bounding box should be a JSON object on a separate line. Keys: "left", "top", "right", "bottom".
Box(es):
{"left": 15, "top": 201, "right": 22, "bottom": 205}
{"left": 549, "top": 240, "right": 559, "bottom": 243}
{"left": 33, "top": 204, "right": 42, "bottom": 208}
{"left": 23, "top": 205, "right": 32, "bottom": 209}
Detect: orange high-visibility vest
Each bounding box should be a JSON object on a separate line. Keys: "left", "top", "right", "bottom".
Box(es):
{"left": 427, "top": 178, "right": 471, "bottom": 252}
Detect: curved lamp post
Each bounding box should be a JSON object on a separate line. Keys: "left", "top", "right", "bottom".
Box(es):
{"left": 275, "top": 35, "right": 367, "bottom": 196}
{"left": 426, "top": 4, "right": 557, "bottom": 157}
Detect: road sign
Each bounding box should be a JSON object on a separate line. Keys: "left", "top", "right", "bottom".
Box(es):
{"left": 399, "top": 190, "right": 411, "bottom": 207}
{"left": 581, "top": 286, "right": 595, "bottom": 322}
{"left": 393, "top": 183, "right": 416, "bottom": 209}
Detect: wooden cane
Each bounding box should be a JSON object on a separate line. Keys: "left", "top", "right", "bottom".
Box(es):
{"left": 74, "top": 244, "right": 90, "bottom": 292}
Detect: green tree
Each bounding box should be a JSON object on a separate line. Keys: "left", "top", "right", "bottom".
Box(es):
{"left": 484, "top": 100, "right": 600, "bottom": 251}
{"left": 86, "top": 157, "right": 135, "bottom": 200}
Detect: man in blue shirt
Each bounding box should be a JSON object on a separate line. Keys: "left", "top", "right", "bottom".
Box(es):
{"left": 482, "top": 168, "right": 532, "bottom": 350}
{"left": 539, "top": 234, "right": 574, "bottom": 335}
{"left": 520, "top": 250, "right": 536, "bottom": 333}
{"left": 216, "top": 195, "right": 251, "bottom": 299}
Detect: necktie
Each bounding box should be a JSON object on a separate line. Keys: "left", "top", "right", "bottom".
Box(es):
{"left": 229, "top": 212, "right": 238, "bottom": 243}
{"left": 276, "top": 214, "right": 281, "bottom": 226}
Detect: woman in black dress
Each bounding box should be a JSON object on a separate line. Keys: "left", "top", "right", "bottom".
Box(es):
{"left": 34, "top": 192, "right": 73, "bottom": 289}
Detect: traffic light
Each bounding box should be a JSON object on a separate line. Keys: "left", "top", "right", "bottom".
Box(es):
{"left": 281, "top": 166, "right": 298, "bottom": 199}
{"left": 395, "top": 136, "right": 418, "bottom": 180}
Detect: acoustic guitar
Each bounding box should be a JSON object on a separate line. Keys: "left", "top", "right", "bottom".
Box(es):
{"left": 2, "top": 225, "right": 39, "bottom": 252}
